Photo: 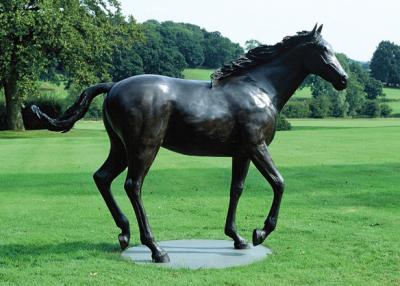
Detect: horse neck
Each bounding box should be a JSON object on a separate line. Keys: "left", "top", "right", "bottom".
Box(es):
{"left": 247, "top": 54, "right": 307, "bottom": 112}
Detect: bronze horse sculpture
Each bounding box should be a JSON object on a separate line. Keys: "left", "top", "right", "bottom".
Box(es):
{"left": 32, "top": 24, "right": 347, "bottom": 263}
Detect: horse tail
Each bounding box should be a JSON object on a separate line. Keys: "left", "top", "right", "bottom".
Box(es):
{"left": 31, "top": 82, "right": 114, "bottom": 133}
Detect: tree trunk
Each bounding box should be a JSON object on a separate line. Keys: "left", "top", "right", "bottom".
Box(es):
{"left": 4, "top": 79, "right": 25, "bottom": 131}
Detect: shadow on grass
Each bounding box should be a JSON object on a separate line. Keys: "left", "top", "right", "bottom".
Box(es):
{"left": 292, "top": 125, "right": 400, "bottom": 131}
{"left": 0, "top": 129, "right": 105, "bottom": 140}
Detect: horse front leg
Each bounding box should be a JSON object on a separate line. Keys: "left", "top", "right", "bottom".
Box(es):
{"left": 249, "top": 143, "right": 284, "bottom": 246}
{"left": 224, "top": 156, "right": 250, "bottom": 249}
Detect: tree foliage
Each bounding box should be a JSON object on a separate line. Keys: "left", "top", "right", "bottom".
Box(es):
{"left": 304, "top": 53, "right": 388, "bottom": 118}
{"left": 202, "top": 31, "right": 243, "bottom": 68}
{"left": 370, "top": 41, "right": 400, "bottom": 86}
{"left": 0, "top": 0, "right": 141, "bottom": 130}
{"left": 160, "top": 21, "right": 205, "bottom": 67}
{"left": 108, "top": 15, "right": 144, "bottom": 82}
{"left": 108, "top": 20, "right": 243, "bottom": 79}
{"left": 135, "top": 20, "right": 187, "bottom": 78}
{"left": 282, "top": 100, "right": 310, "bottom": 118}
{"left": 244, "top": 39, "right": 262, "bottom": 52}
{"left": 310, "top": 95, "right": 331, "bottom": 118}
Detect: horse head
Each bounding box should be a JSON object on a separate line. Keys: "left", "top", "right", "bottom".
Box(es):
{"left": 302, "top": 24, "right": 348, "bottom": 90}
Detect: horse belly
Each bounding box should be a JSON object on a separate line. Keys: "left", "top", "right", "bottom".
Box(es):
{"left": 162, "top": 115, "right": 238, "bottom": 156}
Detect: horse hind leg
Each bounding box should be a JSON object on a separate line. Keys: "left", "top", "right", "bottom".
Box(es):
{"left": 124, "top": 143, "right": 170, "bottom": 263}
{"left": 93, "top": 123, "right": 130, "bottom": 250}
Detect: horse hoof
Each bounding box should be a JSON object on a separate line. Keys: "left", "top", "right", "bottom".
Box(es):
{"left": 152, "top": 252, "right": 170, "bottom": 263}
{"left": 234, "top": 240, "right": 251, "bottom": 249}
{"left": 252, "top": 229, "right": 266, "bottom": 246}
{"left": 118, "top": 233, "right": 130, "bottom": 250}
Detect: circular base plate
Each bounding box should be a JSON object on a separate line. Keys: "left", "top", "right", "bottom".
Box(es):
{"left": 121, "top": 239, "right": 271, "bottom": 269}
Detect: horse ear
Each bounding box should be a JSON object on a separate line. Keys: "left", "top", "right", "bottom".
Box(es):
{"left": 311, "top": 23, "right": 318, "bottom": 35}
{"left": 317, "top": 24, "right": 323, "bottom": 34}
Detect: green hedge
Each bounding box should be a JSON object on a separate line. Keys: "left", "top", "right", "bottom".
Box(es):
{"left": 276, "top": 114, "right": 292, "bottom": 131}
{"left": 282, "top": 100, "right": 310, "bottom": 118}
{"left": 0, "top": 96, "right": 63, "bottom": 130}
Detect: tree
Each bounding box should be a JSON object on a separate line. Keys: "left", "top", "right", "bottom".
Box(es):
{"left": 0, "top": 0, "right": 141, "bottom": 130}
{"left": 364, "top": 78, "right": 383, "bottom": 100}
{"left": 160, "top": 21, "right": 204, "bottom": 67}
{"left": 309, "top": 74, "right": 348, "bottom": 117}
{"left": 202, "top": 31, "right": 243, "bottom": 68}
{"left": 330, "top": 93, "right": 349, "bottom": 117}
{"left": 345, "top": 77, "right": 366, "bottom": 116}
{"left": 370, "top": 41, "right": 400, "bottom": 85}
{"left": 310, "top": 95, "right": 331, "bottom": 118}
{"left": 245, "top": 39, "right": 262, "bottom": 52}
{"left": 110, "top": 48, "right": 143, "bottom": 82}
{"left": 307, "top": 53, "right": 386, "bottom": 118}
{"left": 108, "top": 16, "right": 144, "bottom": 81}
{"left": 137, "top": 21, "right": 186, "bottom": 78}
{"left": 346, "top": 58, "right": 384, "bottom": 99}
{"left": 282, "top": 100, "right": 310, "bottom": 118}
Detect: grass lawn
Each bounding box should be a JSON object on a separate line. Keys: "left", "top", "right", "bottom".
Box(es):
{"left": 293, "top": 86, "right": 312, "bottom": 99}
{"left": 0, "top": 119, "right": 399, "bottom": 285}
{"left": 38, "top": 81, "right": 68, "bottom": 99}
{"left": 183, "top": 68, "right": 214, "bottom": 81}
{"left": 383, "top": 87, "right": 400, "bottom": 100}
{"left": 382, "top": 87, "right": 400, "bottom": 116}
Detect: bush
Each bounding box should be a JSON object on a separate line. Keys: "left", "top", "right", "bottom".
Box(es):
{"left": 282, "top": 100, "right": 310, "bottom": 118}
{"left": 362, "top": 99, "right": 381, "bottom": 117}
{"left": 23, "top": 96, "right": 64, "bottom": 130}
{"left": 276, "top": 114, "right": 291, "bottom": 131}
{"left": 310, "top": 95, "right": 331, "bottom": 118}
{"left": 0, "top": 95, "right": 63, "bottom": 130}
{"left": 380, "top": 103, "right": 392, "bottom": 117}
{"left": 330, "top": 93, "right": 349, "bottom": 117}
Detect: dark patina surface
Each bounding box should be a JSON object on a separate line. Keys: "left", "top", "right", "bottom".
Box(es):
{"left": 32, "top": 24, "right": 347, "bottom": 263}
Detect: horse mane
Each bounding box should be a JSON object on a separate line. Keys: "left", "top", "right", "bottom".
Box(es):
{"left": 211, "top": 30, "right": 321, "bottom": 83}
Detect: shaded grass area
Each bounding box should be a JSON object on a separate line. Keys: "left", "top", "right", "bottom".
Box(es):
{"left": 0, "top": 119, "right": 399, "bottom": 285}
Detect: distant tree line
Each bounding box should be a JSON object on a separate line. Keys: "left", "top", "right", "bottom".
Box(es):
{"left": 109, "top": 20, "right": 243, "bottom": 81}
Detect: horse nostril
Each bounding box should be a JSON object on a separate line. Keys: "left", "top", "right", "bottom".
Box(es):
{"left": 341, "top": 74, "right": 348, "bottom": 82}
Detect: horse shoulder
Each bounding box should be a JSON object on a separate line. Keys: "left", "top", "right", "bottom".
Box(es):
{"left": 234, "top": 98, "right": 278, "bottom": 146}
